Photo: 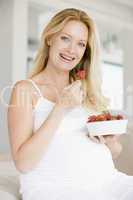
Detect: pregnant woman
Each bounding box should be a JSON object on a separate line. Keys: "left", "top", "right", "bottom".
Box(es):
{"left": 8, "top": 8, "right": 133, "bottom": 200}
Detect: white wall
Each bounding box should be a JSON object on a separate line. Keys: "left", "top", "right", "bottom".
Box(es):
{"left": 114, "top": 27, "right": 133, "bottom": 175}
{"left": 0, "top": 0, "right": 13, "bottom": 153}
{"left": 0, "top": 0, "right": 28, "bottom": 153}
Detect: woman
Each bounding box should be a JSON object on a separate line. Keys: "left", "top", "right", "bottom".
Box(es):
{"left": 8, "top": 8, "right": 133, "bottom": 200}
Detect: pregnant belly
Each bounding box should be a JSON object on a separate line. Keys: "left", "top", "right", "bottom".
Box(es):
{"left": 59, "top": 134, "right": 116, "bottom": 188}
{"left": 20, "top": 133, "right": 116, "bottom": 190}
{"left": 66, "top": 134, "right": 115, "bottom": 172}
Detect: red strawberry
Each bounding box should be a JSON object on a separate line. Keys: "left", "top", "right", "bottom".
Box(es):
{"left": 76, "top": 70, "right": 86, "bottom": 80}
{"left": 105, "top": 113, "right": 112, "bottom": 120}
{"left": 87, "top": 115, "right": 97, "bottom": 122}
{"left": 96, "top": 114, "right": 107, "bottom": 121}
{"left": 116, "top": 114, "right": 124, "bottom": 120}
{"left": 87, "top": 112, "right": 124, "bottom": 123}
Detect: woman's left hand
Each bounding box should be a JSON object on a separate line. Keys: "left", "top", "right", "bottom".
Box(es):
{"left": 100, "top": 134, "right": 120, "bottom": 145}
{"left": 89, "top": 134, "right": 120, "bottom": 144}
{"left": 89, "top": 134, "right": 123, "bottom": 159}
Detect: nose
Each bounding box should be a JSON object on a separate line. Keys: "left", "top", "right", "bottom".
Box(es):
{"left": 67, "top": 42, "right": 76, "bottom": 54}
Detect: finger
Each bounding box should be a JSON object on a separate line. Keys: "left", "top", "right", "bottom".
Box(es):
{"left": 79, "top": 90, "right": 83, "bottom": 99}
{"left": 103, "top": 134, "right": 116, "bottom": 140}
{"left": 63, "top": 84, "right": 72, "bottom": 90}
{"left": 97, "top": 136, "right": 106, "bottom": 144}
{"left": 105, "top": 135, "right": 119, "bottom": 141}
{"left": 63, "top": 81, "right": 78, "bottom": 90}
{"left": 89, "top": 135, "right": 100, "bottom": 143}
{"left": 115, "top": 135, "right": 121, "bottom": 139}
{"left": 74, "top": 80, "right": 82, "bottom": 85}
{"left": 112, "top": 135, "right": 121, "bottom": 142}
{"left": 71, "top": 80, "right": 82, "bottom": 90}
{"left": 70, "top": 80, "right": 82, "bottom": 87}
{"left": 63, "top": 81, "right": 81, "bottom": 92}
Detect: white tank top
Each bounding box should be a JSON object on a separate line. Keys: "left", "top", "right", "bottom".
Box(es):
{"left": 19, "top": 79, "right": 117, "bottom": 194}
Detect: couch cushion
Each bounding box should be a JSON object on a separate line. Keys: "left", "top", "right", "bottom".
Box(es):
{"left": 0, "top": 159, "right": 21, "bottom": 200}
{"left": 0, "top": 160, "right": 19, "bottom": 176}
{"left": 0, "top": 190, "right": 19, "bottom": 200}
{"left": 0, "top": 176, "right": 21, "bottom": 200}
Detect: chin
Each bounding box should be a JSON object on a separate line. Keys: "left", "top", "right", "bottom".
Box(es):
{"left": 58, "top": 63, "right": 74, "bottom": 71}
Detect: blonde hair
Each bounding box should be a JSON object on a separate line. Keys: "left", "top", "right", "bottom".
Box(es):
{"left": 29, "top": 8, "right": 109, "bottom": 112}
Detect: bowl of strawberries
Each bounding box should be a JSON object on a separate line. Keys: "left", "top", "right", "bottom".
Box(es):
{"left": 86, "top": 111, "right": 128, "bottom": 136}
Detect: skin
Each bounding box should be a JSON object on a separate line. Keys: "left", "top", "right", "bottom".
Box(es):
{"left": 90, "top": 135, "right": 122, "bottom": 159}
{"left": 38, "top": 20, "right": 88, "bottom": 93}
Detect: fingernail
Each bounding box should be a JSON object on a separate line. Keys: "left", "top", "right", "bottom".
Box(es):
{"left": 76, "top": 80, "right": 81, "bottom": 84}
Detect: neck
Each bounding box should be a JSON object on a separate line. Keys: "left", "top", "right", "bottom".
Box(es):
{"left": 42, "top": 63, "right": 70, "bottom": 92}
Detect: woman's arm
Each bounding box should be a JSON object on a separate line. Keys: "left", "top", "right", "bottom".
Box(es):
{"left": 8, "top": 80, "right": 66, "bottom": 173}
{"left": 103, "top": 135, "right": 123, "bottom": 160}
{"left": 8, "top": 80, "right": 82, "bottom": 174}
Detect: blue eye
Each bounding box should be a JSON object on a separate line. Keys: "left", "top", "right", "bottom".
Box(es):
{"left": 78, "top": 42, "right": 86, "bottom": 48}
{"left": 61, "top": 36, "right": 70, "bottom": 41}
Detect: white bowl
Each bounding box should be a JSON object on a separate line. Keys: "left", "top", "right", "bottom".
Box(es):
{"left": 86, "top": 119, "right": 128, "bottom": 136}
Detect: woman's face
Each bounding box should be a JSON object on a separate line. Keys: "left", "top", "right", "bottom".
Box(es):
{"left": 48, "top": 20, "right": 88, "bottom": 72}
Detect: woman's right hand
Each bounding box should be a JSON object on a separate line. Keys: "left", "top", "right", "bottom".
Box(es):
{"left": 56, "top": 80, "right": 84, "bottom": 109}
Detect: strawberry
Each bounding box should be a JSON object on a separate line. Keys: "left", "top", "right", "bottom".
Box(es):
{"left": 116, "top": 114, "right": 124, "bottom": 120}
{"left": 87, "top": 115, "right": 97, "bottom": 122}
{"left": 87, "top": 111, "right": 124, "bottom": 123}
{"left": 95, "top": 114, "right": 107, "bottom": 121}
{"left": 106, "top": 113, "right": 112, "bottom": 120}
{"left": 76, "top": 70, "right": 86, "bottom": 80}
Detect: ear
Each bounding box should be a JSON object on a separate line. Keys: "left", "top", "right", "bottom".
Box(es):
{"left": 47, "top": 40, "right": 50, "bottom": 46}
{"left": 47, "top": 38, "right": 52, "bottom": 46}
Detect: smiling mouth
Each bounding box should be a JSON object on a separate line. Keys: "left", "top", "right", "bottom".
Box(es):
{"left": 59, "top": 53, "right": 75, "bottom": 62}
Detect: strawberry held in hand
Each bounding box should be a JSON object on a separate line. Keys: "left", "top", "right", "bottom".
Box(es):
{"left": 76, "top": 69, "right": 86, "bottom": 80}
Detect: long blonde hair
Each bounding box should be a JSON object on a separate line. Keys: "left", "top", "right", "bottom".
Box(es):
{"left": 29, "top": 8, "right": 109, "bottom": 112}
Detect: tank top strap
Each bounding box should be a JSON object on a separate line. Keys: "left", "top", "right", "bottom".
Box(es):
{"left": 27, "top": 79, "right": 43, "bottom": 97}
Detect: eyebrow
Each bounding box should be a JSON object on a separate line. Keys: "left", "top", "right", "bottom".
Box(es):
{"left": 61, "top": 32, "right": 87, "bottom": 42}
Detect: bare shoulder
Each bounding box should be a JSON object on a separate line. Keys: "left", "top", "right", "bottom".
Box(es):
{"left": 12, "top": 79, "right": 32, "bottom": 91}
{"left": 9, "top": 80, "right": 34, "bottom": 108}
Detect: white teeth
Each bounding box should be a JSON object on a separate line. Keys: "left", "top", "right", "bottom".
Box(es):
{"left": 60, "top": 53, "right": 75, "bottom": 61}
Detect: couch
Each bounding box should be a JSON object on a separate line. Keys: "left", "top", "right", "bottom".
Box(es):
{"left": 0, "top": 154, "right": 21, "bottom": 200}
